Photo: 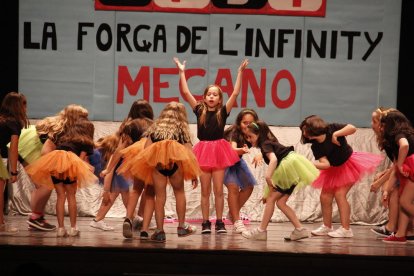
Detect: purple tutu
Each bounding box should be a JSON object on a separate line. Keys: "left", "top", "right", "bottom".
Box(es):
{"left": 312, "top": 152, "right": 383, "bottom": 191}
{"left": 193, "top": 139, "right": 239, "bottom": 171}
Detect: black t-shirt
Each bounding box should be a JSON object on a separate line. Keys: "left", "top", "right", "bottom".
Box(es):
{"left": 0, "top": 118, "right": 22, "bottom": 157}
{"left": 392, "top": 133, "right": 414, "bottom": 159}
{"left": 194, "top": 104, "right": 229, "bottom": 141}
{"left": 310, "top": 123, "right": 353, "bottom": 166}
{"left": 261, "top": 139, "right": 294, "bottom": 166}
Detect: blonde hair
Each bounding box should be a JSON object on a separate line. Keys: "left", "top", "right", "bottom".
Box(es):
{"left": 49, "top": 104, "right": 89, "bottom": 142}
{"left": 372, "top": 107, "right": 397, "bottom": 148}
{"left": 145, "top": 101, "right": 191, "bottom": 143}
{"left": 96, "top": 134, "right": 119, "bottom": 162}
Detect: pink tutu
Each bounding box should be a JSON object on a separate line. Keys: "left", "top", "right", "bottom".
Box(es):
{"left": 193, "top": 139, "right": 239, "bottom": 171}
{"left": 312, "top": 152, "right": 383, "bottom": 191}
{"left": 398, "top": 153, "right": 414, "bottom": 195}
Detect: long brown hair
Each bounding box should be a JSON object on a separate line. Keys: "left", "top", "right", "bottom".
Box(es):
{"left": 198, "top": 84, "right": 224, "bottom": 127}
{"left": 0, "top": 92, "right": 29, "bottom": 129}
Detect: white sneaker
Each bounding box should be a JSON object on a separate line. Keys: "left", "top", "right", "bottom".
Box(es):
{"left": 0, "top": 223, "right": 18, "bottom": 236}
{"left": 242, "top": 227, "right": 267, "bottom": 240}
{"left": 311, "top": 225, "right": 333, "bottom": 236}
{"left": 328, "top": 227, "right": 353, "bottom": 238}
{"left": 90, "top": 220, "right": 114, "bottom": 231}
{"left": 56, "top": 227, "right": 67, "bottom": 237}
{"left": 149, "top": 219, "right": 157, "bottom": 230}
{"left": 233, "top": 220, "right": 247, "bottom": 234}
{"left": 68, "top": 227, "right": 80, "bottom": 237}
{"left": 289, "top": 228, "right": 310, "bottom": 241}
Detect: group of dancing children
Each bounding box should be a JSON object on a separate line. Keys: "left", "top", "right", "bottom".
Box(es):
{"left": 1, "top": 57, "right": 414, "bottom": 244}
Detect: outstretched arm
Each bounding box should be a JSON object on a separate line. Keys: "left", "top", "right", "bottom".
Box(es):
{"left": 226, "top": 59, "right": 249, "bottom": 114}
{"left": 173, "top": 57, "right": 198, "bottom": 109}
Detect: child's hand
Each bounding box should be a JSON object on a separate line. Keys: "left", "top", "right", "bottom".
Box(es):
{"left": 382, "top": 190, "right": 389, "bottom": 208}
{"left": 262, "top": 197, "right": 267, "bottom": 204}
{"left": 9, "top": 175, "right": 17, "bottom": 184}
{"left": 239, "top": 59, "right": 249, "bottom": 72}
{"left": 100, "top": 169, "right": 108, "bottom": 178}
{"left": 252, "top": 153, "right": 263, "bottom": 168}
{"left": 331, "top": 133, "right": 340, "bottom": 146}
{"left": 191, "top": 178, "right": 198, "bottom": 189}
{"left": 399, "top": 165, "right": 410, "bottom": 177}
{"left": 173, "top": 57, "right": 186, "bottom": 72}
{"left": 242, "top": 144, "right": 249, "bottom": 154}
{"left": 370, "top": 181, "right": 382, "bottom": 193}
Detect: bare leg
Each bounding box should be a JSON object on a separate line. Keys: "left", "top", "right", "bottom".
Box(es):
{"left": 0, "top": 180, "right": 5, "bottom": 224}
{"left": 334, "top": 185, "right": 351, "bottom": 229}
{"left": 386, "top": 188, "right": 399, "bottom": 232}
{"left": 320, "top": 189, "right": 334, "bottom": 228}
{"left": 54, "top": 184, "right": 66, "bottom": 228}
{"left": 212, "top": 169, "right": 225, "bottom": 220}
{"left": 65, "top": 184, "right": 78, "bottom": 228}
{"left": 259, "top": 189, "right": 283, "bottom": 230}
{"left": 141, "top": 185, "right": 155, "bottom": 232}
{"left": 168, "top": 168, "right": 186, "bottom": 227}
{"left": 200, "top": 170, "right": 212, "bottom": 221}
{"left": 152, "top": 171, "right": 168, "bottom": 231}
{"left": 276, "top": 194, "right": 302, "bottom": 229}
{"left": 31, "top": 185, "right": 52, "bottom": 214}
{"left": 94, "top": 192, "right": 120, "bottom": 221}
{"left": 227, "top": 183, "right": 240, "bottom": 222}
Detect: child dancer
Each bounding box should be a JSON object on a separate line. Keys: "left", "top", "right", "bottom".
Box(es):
{"left": 27, "top": 105, "right": 90, "bottom": 231}
{"left": 300, "top": 115, "right": 383, "bottom": 238}
{"left": 26, "top": 107, "right": 97, "bottom": 237}
{"left": 121, "top": 102, "right": 200, "bottom": 242}
{"left": 223, "top": 109, "right": 260, "bottom": 234}
{"left": 174, "top": 57, "right": 248, "bottom": 234}
{"left": 97, "top": 99, "right": 154, "bottom": 236}
{"left": 0, "top": 92, "right": 28, "bottom": 235}
{"left": 379, "top": 110, "right": 414, "bottom": 243}
{"left": 369, "top": 107, "right": 401, "bottom": 237}
{"left": 242, "top": 121, "right": 319, "bottom": 241}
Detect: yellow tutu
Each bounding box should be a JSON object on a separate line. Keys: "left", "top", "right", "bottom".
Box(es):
{"left": 25, "top": 150, "right": 98, "bottom": 190}
{"left": 17, "top": 125, "right": 43, "bottom": 164}
{"left": 121, "top": 140, "right": 201, "bottom": 185}
{"left": 0, "top": 157, "right": 10, "bottom": 180}
{"left": 116, "top": 138, "right": 147, "bottom": 179}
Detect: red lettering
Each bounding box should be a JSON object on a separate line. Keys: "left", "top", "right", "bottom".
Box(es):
{"left": 241, "top": 68, "right": 266, "bottom": 107}
{"left": 153, "top": 67, "right": 180, "bottom": 103}
{"left": 117, "top": 65, "right": 150, "bottom": 103}
{"left": 271, "top": 69, "right": 296, "bottom": 109}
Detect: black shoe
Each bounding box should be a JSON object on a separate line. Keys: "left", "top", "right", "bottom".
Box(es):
{"left": 201, "top": 220, "right": 211, "bottom": 234}
{"left": 140, "top": 231, "right": 149, "bottom": 240}
{"left": 123, "top": 218, "right": 133, "bottom": 239}
{"left": 370, "top": 226, "right": 392, "bottom": 237}
{"left": 215, "top": 220, "right": 227, "bottom": 234}
{"left": 27, "top": 216, "right": 56, "bottom": 231}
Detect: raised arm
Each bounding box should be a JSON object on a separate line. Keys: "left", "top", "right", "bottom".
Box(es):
{"left": 226, "top": 59, "right": 249, "bottom": 114}
{"left": 173, "top": 57, "right": 198, "bottom": 109}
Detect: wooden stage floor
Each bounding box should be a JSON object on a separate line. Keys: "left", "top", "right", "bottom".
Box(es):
{"left": 1, "top": 215, "right": 413, "bottom": 275}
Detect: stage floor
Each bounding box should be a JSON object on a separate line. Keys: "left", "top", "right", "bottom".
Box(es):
{"left": 1, "top": 215, "right": 414, "bottom": 275}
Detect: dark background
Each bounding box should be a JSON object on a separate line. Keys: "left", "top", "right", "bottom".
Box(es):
{"left": 1, "top": 1, "right": 413, "bottom": 123}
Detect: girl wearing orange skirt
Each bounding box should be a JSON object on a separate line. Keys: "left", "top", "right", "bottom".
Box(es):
{"left": 26, "top": 112, "right": 97, "bottom": 237}
{"left": 121, "top": 102, "right": 200, "bottom": 242}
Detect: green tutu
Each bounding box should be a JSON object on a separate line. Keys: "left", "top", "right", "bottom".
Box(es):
{"left": 264, "top": 152, "right": 319, "bottom": 198}
{"left": 13, "top": 125, "right": 43, "bottom": 164}
{"left": 0, "top": 157, "right": 10, "bottom": 180}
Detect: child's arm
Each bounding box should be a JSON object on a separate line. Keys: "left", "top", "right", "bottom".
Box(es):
{"left": 173, "top": 57, "right": 198, "bottom": 109}
{"left": 41, "top": 138, "right": 56, "bottom": 155}
{"left": 370, "top": 167, "right": 392, "bottom": 193}
{"left": 332, "top": 124, "right": 357, "bottom": 146}
{"left": 314, "top": 156, "right": 330, "bottom": 170}
{"left": 8, "top": 135, "right": 19, "bottom": 183}
{"left": 382, "top": 165, "right": 397, "bottom": 207}
{"left": 397, "top": 137, "right": 409, "bottom": 177}
{"left": 100, "top": 139, "right": 128, "bottom": 177}
{"left": 231, "top": 141, "right": 249, "bottom": 155}
{"left": 226, "top": 59, "right": 249, "bottom": 114}
{"left": 184, "top": 142, "right": 198, "bottom": 189}
{"left": 265, "top": 152, "right": 277, "bottom": 187}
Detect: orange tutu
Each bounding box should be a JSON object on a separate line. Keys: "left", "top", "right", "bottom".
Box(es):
{"left": 116, "top": 138, "right": 147, "bottom": 179}
{"left": 121, "top": 140, "right": 201, "bottom": 184}
{"left": 25, "top": 150, "right": 98, "bottom": 190}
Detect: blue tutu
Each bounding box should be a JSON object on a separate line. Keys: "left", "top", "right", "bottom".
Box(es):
{"left": 89, "top": 149, "right": 105, "bottom": 183}
{"left": 224, "top": 159, "right": 256, "bottom": 190}
{"left": 111, "top": 158, "right": 132, "bottom": 192}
